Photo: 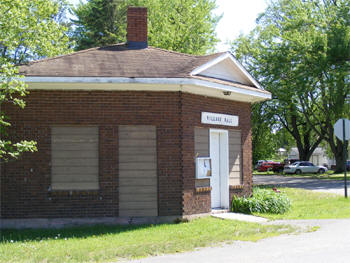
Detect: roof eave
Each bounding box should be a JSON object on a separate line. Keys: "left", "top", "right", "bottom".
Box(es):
{"left": 23, "top": 76, "right": 271, "bottom": 103}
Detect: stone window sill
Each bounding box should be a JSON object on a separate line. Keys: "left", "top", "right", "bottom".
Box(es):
{"left": 195, "top": 187, "right": 212, "bottom": 193}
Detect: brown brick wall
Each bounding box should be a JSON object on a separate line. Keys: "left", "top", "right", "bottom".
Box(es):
{"left": 1, "top": 91, "right": 183, "bottom": 218}
{"left": 183, "top": 189, "right": 211, "bottom": 215}
{"left": 127, "top": 7, "right": 148, "bottom": 43}
{"left": 1, "top": 90, "right": 252, "bottom": 219}
{"left": 180, "top": 93, "right": 252, "bottom": 215}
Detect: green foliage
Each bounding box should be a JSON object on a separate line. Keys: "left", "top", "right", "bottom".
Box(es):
{"left": 255, "top": 187, "right": 350, "bottom": 220}
{"left": 0, "top": 63, "right": 38, "bottom": 161}
{"left": 72, "top": 0, "right": 125, "bottom": 50}
{"left": 232, "top": 187, "right": 291, "bottom": 214}
{"left": 251, "top": 103, "right": 277, "bottom": 163}
{"left": 0, "top": 0, "right": 72, "bottom": 64}
{"left": 252, "top": 95, "right": 297, "bottom": 163}
{"left": 0, "top": 0, "right": 71, "bottom": 161}
{"left": 251, "top": 102, "right": 293, "bottom": 163}
{"left": 72, "top": 0, "right": 221, "bottom": 54}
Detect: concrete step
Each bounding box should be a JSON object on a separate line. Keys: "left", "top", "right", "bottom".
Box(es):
{"left": 211, "top": 208, "right": 229, "bottom": 214}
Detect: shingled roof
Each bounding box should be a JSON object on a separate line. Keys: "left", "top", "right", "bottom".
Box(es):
{"left": 20, "top": 44, "right": 226, "bottom": 79}
{"left": 18, "top": 6, "right": 272, "bottom": 103}
{"left": 19, "top": 43, "right": 272, "bottom": 102}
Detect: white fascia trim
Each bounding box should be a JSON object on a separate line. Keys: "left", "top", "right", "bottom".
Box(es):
{"left": 190, "top": 78, "right": 271, "bottom": 100}
{"left": 190, "top": 52, "right": 263, "bottom": 91}
{"left": 24, "top": 76, "right": 271, "bottom": 100}
{"left": 23, "top": 76, "right": 189, "bottom": 85}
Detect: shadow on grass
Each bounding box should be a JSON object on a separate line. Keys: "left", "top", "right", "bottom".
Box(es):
{"left": 0, "top": 222, "right": 177, "bottom": 243}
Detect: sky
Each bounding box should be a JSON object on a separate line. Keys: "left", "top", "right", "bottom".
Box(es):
{"left": 69, "top": 0, "right": 267, "bottom": 52}
{"left": 213, "top": 0, "right": 267, "bottom": 51}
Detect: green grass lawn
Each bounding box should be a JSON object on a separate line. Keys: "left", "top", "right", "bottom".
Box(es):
{"left": 0, "top": 217, "right": 295, "bottom": 263}
{"left": 282, "top": 171, "right": 346, "bottom": 180}
{"left": 254, "top": 187, "right": 350, "bottom": 220}
{"left": 253, "top": 170, "right": 277, "bottom": 175}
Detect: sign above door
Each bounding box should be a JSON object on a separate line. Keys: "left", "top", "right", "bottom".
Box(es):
{"left": 201, "top": 112, "right": 239, "bottom": 127}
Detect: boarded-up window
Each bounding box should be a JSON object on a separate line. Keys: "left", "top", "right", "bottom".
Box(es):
{"left": 229, "top": 130, "right": 242, "bottom": 186}
{"left": 119, "top": 125, "right": 158, "bottom": 217}
{"left": 195, "top": 127, "right": 209, "bottom": 157}
{"left": 194, "top": 127, "right": 210, "bottom": 187}
{"left": 51, "top": 126, "right": 99, "bottom": 190}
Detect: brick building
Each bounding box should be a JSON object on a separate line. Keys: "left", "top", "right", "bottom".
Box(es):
{"left": 0, "top": 7, "right": 271, "bottom": 228}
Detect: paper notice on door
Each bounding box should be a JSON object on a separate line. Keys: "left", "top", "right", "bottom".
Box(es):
{"left": 196, "top": 157, "right": 212, "bottom": 178}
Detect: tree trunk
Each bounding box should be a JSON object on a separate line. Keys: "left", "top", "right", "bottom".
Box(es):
{"left": 298, "top": 148, "right": 312, "bottom": 161}
{"left": 292, "top": 120, "right": 323, "bottom": 161}
{"left": 297, "top": 142, "right": 321, "bottom": 161}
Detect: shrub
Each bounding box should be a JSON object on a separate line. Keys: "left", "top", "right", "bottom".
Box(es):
{"left": 231, "top": 187, "right": 291, "bottom": 214}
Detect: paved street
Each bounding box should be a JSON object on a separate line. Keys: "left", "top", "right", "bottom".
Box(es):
{"left": 124, "top": 219, "right": 350, "bottom": 263}
{"left": 253, "top": 174, "right": 349, "bottom": 195}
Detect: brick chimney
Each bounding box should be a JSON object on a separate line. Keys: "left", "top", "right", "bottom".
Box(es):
{"left": 127, "top": 7, "right": 148, "bottom": 49}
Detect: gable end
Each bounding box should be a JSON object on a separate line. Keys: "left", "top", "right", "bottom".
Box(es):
{"left": 190, "top": 52, "right": 262, "bottom": 90}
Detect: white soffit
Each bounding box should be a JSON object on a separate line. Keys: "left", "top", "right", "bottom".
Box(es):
{"left": 190, "top": 52, "right": 263, "bottom": 90}
{"left": 24, "top": 77, "right": 271, "bottom": 103}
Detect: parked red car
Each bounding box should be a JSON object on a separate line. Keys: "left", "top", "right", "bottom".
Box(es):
{"left": 258, "top": 161, "right": 281, "bottom": 172}
{"left": 257, "top": 159, "right": 299, "bottom": 173}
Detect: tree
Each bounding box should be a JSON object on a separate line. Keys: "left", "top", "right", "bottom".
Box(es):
{"left": 72, "top": 0, "right": 125, "bottom": 50}
{"left": 232, "top": 0, "right": 350, "bottom": 170}
{"left": 0, "top": 0, "right": 72, "bottom": 161}
{"left": 251, "top": 102, "right": 278, "bottom": 164}
{"left": 0, "top": 63, "right": 37, "bottom": 161}
{"left": 289, "top": 0, "right": 350, "bottom": 172}
{"left": 72, "top": 0, "right": 221, "bottom": 55}
{"left": 251, "top": 101, "right": 296, "bottom": 164}
{"left": 231, "top": 2, "right": 324, "bottom": 162}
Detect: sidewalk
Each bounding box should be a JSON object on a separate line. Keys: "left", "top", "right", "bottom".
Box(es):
{"left": 211, "top": 212, "right": 269, "bottom": 223}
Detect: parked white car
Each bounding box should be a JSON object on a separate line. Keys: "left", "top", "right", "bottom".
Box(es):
{"left": 283, "top": 161, "right": 328, "bottom": 174}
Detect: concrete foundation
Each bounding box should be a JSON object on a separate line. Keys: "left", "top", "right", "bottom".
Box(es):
{"left": 0, "top": 213, "right": 212, "bottom": 229}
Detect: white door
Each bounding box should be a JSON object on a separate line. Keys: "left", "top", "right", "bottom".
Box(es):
{"left": 210, "top": 132, "right": 221, "bottom": 208}
{"left": 210, "top": 130, "right": 229, "bottom": 209}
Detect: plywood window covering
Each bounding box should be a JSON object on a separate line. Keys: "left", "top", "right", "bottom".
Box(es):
{"left": 195, "top": 127, "right": 209, "bottom": 157}
{"left": 118, "top": 125, "right": 158, "bottom": 217}
{"left": 229, "top": 130, "right": 242, "bottom": 186}
{"left": 194, "top": 127, "right": 210, "bottom": 188}
{"left": 51, "top": 126, "right": 99, "bottom": 190}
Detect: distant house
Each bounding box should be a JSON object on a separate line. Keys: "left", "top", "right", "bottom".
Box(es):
{"left": 288, "top": 147, "right": 332, "bottom": 167}
{"left": 0, "top": 7, "right": 271, "bottom": 228}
